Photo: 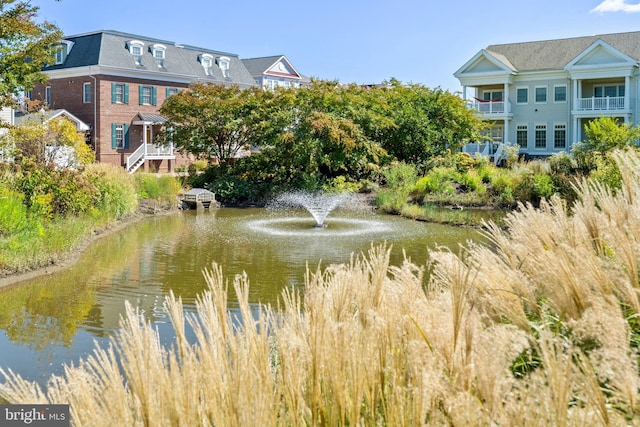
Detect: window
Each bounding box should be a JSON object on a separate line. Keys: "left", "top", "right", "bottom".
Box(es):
{"left": 45, "top": 86, "right": 51, "bottom": 105}
{"left": 594, "top": 85, "right": 624, "bottom": 98}
{"left": 83, "top": 82, "right": 91, "bottom": 103}
{"left": 554, "top": 85, "right": 567, "bottom": 102}
{"left": 516, "top": 87, "right": 528, "bottom": 104}
{"left": 111, "top": 83, "right": 129, "bottom": 104}
{"left": 200, "top": 54, "right": 214, "bottom": 75}
{"left": 482, "top": 90, "right": 502, "bottom": 101}
{"left": 55, "top": 46, "right": 65, "bottom": 65}
{"left": 152, "top": 44, "right": 166, "bottom": 68}
{"left": 516, "top": 124, "right": 528, "bottom": 147}
{"left": 554, "top": 124, "right": 566, "bottom": 149}
{"left": 166, "top": 88, "right": 179, "bottom": 97}
{"left": 139, "top": 85, "right": 157, "bottom": 106}
{"left": 535, "top": 124, "right": 547, "bottom": 149}
{"left": 535, "top": 86, "right": 547, "bottom": 103}
{"left": 111, "top": 123, "right": 129, "bottom": 149}
{"left": 128, "top": 40, "right": 145, "bottom": 66}
{"left": 217, "top": 56, "right": 230, "bottom": 78}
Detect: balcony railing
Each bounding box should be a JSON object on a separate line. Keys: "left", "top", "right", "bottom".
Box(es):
{"left": 577, "top": 96, "right": 625, "bottom": 111}
{"left": 126, "top": 143, "right": 174, "bottom": 173}
{"left": 467, "top": 100, "right": 507, "bottom": 115}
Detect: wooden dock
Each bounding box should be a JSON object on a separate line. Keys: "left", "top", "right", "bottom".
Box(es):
{"left": 181, "top": 188, "right": 219, "bottom": 210}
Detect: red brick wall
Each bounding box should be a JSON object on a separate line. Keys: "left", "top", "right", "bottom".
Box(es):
{"left": 33, "top": 75, "right": 190, "bottom": 171}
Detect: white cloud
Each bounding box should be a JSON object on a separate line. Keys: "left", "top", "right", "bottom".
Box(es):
{"left": 591, "top": 0, "right": 640, "bottom": 12}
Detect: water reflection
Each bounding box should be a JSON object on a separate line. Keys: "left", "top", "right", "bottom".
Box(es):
{"left": 0, "top": 208, "right": 488, "bottom": 383}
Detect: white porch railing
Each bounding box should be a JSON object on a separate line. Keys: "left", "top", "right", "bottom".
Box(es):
{"left": 467, "top": 100, "right": 507, "bottom": 114}
{"left": 577, "top": 96, "right": 625, "bottom": 111}
{"left": 126, "top": 143, "right": 174, "bottom": 173}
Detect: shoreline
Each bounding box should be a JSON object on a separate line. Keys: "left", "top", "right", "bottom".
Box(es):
{"left": 0, "top": 207, "right": 178, "bottom": 290}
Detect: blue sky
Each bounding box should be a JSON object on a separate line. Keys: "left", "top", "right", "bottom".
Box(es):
{"left": 35, "top": 0, "right": 640, "bottom": 92}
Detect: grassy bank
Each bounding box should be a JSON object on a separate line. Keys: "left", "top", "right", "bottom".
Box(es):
{"left": 0, "top": 163, "right": 181, "bottom": 278}
{"left": 2, "top": 150, "right": 639, "bottom": 425}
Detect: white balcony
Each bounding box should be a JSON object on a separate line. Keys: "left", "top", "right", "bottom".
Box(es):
{"left": 576, "top": 96, "right": 625, "bottom": 112}
{"left": 467, "top": 100, "right": 509, "bottom": 115}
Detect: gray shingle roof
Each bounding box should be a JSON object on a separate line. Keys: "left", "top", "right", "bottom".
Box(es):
{"left": 486, "top": 31, "right": 640, "bottom": 71}
{"left": 46, "top": 30, "right": 256, "bottom": 87}
{"left": 241, "top": 56, "right": 284, "bottom": 76}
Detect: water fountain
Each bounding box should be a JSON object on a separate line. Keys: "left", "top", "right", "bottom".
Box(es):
{"left": 270, "top": 191, "right": 353, "bottom": 227}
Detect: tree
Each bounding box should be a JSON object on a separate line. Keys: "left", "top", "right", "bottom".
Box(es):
{"left": 160, "top": 83, "right": 279, "bottom": 163}
{"left": 0, "top": 115, "right": 94, "bottom": 167}
{"left": 0, "top": 0, "right": 62, "bottom": 107}
{"left": 379, "top": 80, "right": 485, "bottom": 166}
{"left": 573, "top": 117, "right": 640, "bottom": 171}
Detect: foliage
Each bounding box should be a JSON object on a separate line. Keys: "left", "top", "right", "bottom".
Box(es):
{"left": 0, "top": 0, "right": 62, "bottom": 108}
{"left": 375, "top": 162, "right": 417, "bottom": 213}
{"left": 9, "top": 152, "right": 640, "bottom": 426}
{"left": 322, "top": 175, "right": 361, "bottom": 193}
{"left": 1, "top": 116, "right": 94, "bottom": 167}
{"left": 135, "top": 173, "right": 181, "bottom": 207}
{"left": 163, "top": 79, "right": 484, "bottom": 196}
{"left": 378, "top": 80, "right": 485, "bottom": 165}
{"left": 160, "top": 84, "right": 282, "bottom": 162}
{"left": 570, "top": 118, "right": 640, "bottom": 193}
{"left": 0, "top": 184, "right": 28, "bottom": 236}
{"left": 84, "top": 164, "right": 138, "bottom": 220}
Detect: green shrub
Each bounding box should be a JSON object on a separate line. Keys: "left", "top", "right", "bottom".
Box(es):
{"left": 549, "top": 151, "right": 576, "bottom": 175}
{"left": 206, "top": 175, "right": 254, "bottom": 205}
{"left": 532, "top": 173, "right": 555, "bottom": 200}
{"left": 323, "top": 176, "right": 360, "bottom": 193}
{"left": 0, "top": 186, "right": 29, "bottom": 236}
{"left": 85, "top": 164, "right": 138, "bottom": 220}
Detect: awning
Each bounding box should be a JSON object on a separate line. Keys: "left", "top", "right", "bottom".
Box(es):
{"left": 133, "top": 113, "right": 167, "bottom": 125}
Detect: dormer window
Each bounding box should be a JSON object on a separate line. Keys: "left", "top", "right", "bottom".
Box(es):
{"left": 217, "top": 56, "right": 230, "bottom": 78}
{"left": 128, "top": 40, "right": 145, "bottom": 66}
{"left": 53, "top": 40, "right": 74, "bottom": 65}
{"left": 199, "top": 54, "right": 214, "bottom": 76}
{"left": 151, "top": 44, "right": 166, "bottom": 68}
{"left": 55, "top": 46, "right": 65, "bottom": 65}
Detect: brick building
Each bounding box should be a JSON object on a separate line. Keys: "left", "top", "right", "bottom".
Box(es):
{"left": 30, "top": 30, "right": 257, "bottom": 172}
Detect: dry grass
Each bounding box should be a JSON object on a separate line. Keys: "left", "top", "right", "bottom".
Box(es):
{"left": 3, "top": 150, "right": 640, "bottom": 426}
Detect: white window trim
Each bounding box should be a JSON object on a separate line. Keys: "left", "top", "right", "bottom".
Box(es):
{"left": 55, "top": 46, "right": 65, "bottom": 65}
{"left": 534, "top": 86, "right": 547, "bottom": 104}
{"left": 45, "top": 86, "right": 51, "bottom": 105}
{"left": 553, "top": 122, "right": 567, "bottom": 149}
{"left": 553, "top": 85, "right": 567, "bottom": 103}
{"left": 128, "top": 40, "right": 145, "bottom": 65}
{"left": 127, "top": 40, "right": 145, "bottom": 54}
{"left": 151, "top": 44, "right": 166, "bottom": 68}
{"left": 516, "top": 123, "right": 528, "bottom": 147}
{"left": 151, "top": 44, "right": 166, "bottom": 58}
{"left": 534, "top": 123, "right": 547, "bottom": 149}
{"left": 217, "top": 56, "right": 230, "bottom": 77}
{"left": 54, "top": 41, "right": 74, "bottom": 65}
{"left": 199, "top": 54, "right": 214, "bottom": 75}
{"left": 83, "top": 82, "right": 91, "bottom": 103}
{"left": 115, "top": 124, "right": 125, "bottom": 149}
{"left": 516, "top": 87, "right": 528, "bottom": 104}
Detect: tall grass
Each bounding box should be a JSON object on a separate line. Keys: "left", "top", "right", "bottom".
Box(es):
{"left": 2, "top": 150, "right": 640, "bottom": 425}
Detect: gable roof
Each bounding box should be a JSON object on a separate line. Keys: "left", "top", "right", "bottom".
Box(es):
{"left": 484, "top": 31, "right": 640, "bottom": 72}
{"left": 241, "top": 55, "right": 302, "bottom": 79}
{"left": 45, "top": 30, "right": 257, "bottom": 87}
{"left": 14, "top": 109, "right": 90, "bottom": 131}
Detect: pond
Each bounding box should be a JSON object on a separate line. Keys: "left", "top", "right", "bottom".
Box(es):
{"left": 0, "top": 206, "right": 489, "bottom": 385}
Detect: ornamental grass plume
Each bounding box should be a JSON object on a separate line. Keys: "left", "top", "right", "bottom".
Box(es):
{"left": 2, "top": 149, "right": 640, "bottom": 425}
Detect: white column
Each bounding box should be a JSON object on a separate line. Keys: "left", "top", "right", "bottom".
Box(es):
{"left": 143, "top": 124, "right": 148, "bottom": 156}
{"left": 625, "top": 76, "right": 630, "bottom": 111}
